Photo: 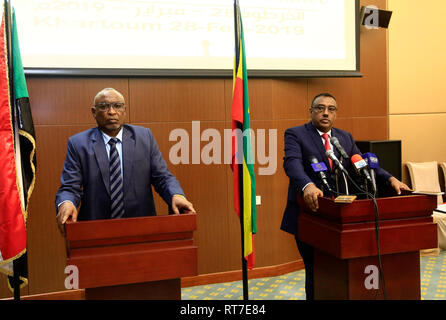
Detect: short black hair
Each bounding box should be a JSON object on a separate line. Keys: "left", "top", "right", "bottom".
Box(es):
{"left": 311, "top": 93, "right": 336, "bottom": 109}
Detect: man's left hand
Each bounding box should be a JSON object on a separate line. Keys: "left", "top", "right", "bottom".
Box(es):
{"left": 389, "top": 176, "right": 411, "bottom": 195}
{"left": 172, "top": 195, "right": 196, "bottom": 214}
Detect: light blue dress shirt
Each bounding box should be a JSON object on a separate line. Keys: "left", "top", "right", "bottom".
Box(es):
{"left": 101, "top": 129, "right": 124, "bottom": 177}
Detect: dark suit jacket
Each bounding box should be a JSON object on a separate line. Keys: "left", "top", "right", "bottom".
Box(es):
{"left": 55, "top": 124, "right": 184, "bottom": 220}
{"left": 280, "top": 121, "right": 392, "bottom": 235}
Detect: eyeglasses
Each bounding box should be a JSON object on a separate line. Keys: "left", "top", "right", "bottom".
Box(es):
{"left": 95, "top": 102, "right": 125, "bottom": 112}
{"left": 312, "top": 105, "right": 337, "bottom": 113}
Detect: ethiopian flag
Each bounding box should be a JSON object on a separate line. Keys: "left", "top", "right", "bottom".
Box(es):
{"left": 0, "top": 2, "right": 36, "bottom": 291}
{"left": 231, "top": 0, "right": 256, "bottom": 270}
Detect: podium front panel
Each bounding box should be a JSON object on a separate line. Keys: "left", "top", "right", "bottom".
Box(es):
{"left": 65, "top": 214, "right": 198, "bottom": 291}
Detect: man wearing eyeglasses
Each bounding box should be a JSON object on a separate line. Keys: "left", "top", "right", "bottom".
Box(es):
{"left": 280, "top": 93, "right": 409, "bottom": 300}
{"left": 55, "top": 88, "right": 195, "bottom": 235}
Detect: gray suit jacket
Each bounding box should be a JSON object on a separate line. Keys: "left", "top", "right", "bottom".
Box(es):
{"left": 55, "top": 124, "right": 184, "bottom": 220}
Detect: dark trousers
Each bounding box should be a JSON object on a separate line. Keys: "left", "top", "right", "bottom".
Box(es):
{"left": 295, "top": 235, "right": 314, "bottom": 300}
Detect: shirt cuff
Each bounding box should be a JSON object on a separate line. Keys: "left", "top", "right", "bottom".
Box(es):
{"left": 57, "top": 200, "right": 75, "bottom": 209}
{"left": 302, "top": 182, "right": 315, "bottom": 192}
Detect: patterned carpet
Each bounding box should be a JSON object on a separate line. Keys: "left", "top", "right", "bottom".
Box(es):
{"left": 420, "top": 251, "right": 446, "bottom": 300}
{"left": 182, "top": 251, "right": 446, "bottom": 300}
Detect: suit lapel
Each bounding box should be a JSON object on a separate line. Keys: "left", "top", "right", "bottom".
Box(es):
{"left": 92, "top": 128, "right": 110, "bottom": 196}
{"left": 122, "top": 126, "right": 135, "bottom": 194}
{"left": 307, "top": 122, "right": 331, "bottom": 171}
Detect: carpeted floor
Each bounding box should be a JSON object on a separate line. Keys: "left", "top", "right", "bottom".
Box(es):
{"left": 420, "top": 251, "right": 446, "bottom": 300}
{"left": 182, "top": 250, "right": 446, "bottom": 300}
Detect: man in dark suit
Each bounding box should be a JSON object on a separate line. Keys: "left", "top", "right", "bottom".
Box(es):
{"left": 280, "top": 93, "right": 409, "bottom": 300}
{"left": 56, "top": 88, "right": 195, "bottom": 235}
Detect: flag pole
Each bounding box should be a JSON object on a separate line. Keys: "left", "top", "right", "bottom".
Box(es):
{"left": 241, "top": 229, "right": 249, "bottom": 301}
{"left": 233, "top": 0, "right": 249, "bottom": 301}
{"left": 4, "top": 0, "right": 20, "bottom": 301}
{"left": 239, "top": 164, "right": 249, "bottom": 300}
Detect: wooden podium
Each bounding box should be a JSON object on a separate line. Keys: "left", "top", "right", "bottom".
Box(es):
{"left": 65, "top": 213, "right": 197, "bottom": 300}
{"left": 297, "top": 194, "right": 438, "bottom": 300}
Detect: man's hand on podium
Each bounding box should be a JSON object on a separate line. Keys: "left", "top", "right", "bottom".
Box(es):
{"left": 56, "top": 201, "right": 78, "bottom": 236}
{"left": 388, "top": 177, "right": 411, "bottom": 195}
{"left": 171, "top": 195, "right": 196, "bottom": 215}
{"left": 303, "top": 183, "right": 323, "bottom": 212}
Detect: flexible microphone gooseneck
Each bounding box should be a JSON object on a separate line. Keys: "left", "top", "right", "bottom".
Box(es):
{"left": 309, "top": 156, "right": 332, "bottom": 193}
{"left": 330, "top": 136, "right": 349, "bottom": 159}
{"left": 325, "top": 149, "right": 348, "bottom": 175}
{"left": 325, "top": 149, "right": 349, "bottom": 194}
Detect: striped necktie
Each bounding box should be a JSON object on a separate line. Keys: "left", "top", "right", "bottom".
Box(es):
{"left": 109, "top": 138, "right": 124, "bottom": 218}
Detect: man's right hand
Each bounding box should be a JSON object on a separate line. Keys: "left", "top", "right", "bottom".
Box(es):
{"left": 56, "top": 201, "right": 78, "bottom": 236}
{"left": 302, "top": 183, "right": 323, "bottom": 212}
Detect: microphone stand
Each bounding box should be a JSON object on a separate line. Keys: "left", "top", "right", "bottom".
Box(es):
{"left": 342, "top": 172, "right": 349, "bottom": 195}
{"left": 334, "top": 168, "right": 339, "bottom": 195}
{"left": 370, "top": 169, "right": 377, "bottom": 196}
{"left": 339, "top": 157, "right": 349, "bottom": 195}
{"left": 365, "top": 179, "right": 369, "bottom": 199}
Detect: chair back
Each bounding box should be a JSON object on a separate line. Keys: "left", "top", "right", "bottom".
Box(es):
{"left": 406, "top": 161, "right": 442, "bottom": 205}
{"left": 439, "top": 162, "right": 446, "bottom": 202}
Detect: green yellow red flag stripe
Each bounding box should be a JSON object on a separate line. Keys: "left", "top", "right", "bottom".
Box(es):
{"left": 231, "top": 0, "right": 256, "bottom": 270}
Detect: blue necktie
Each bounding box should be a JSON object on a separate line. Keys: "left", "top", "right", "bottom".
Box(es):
{"left": 109, "top": 138, "right": 124, "bottom": 218}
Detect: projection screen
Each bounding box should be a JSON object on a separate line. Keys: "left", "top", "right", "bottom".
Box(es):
{"left": 13, "top": 0, "right": 360, "bottom": 77}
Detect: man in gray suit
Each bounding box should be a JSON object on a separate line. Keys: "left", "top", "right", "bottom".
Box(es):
{"left": 56, "top": 88, "right": 195, "bottom": 235}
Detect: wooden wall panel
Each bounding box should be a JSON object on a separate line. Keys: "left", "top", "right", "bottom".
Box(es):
{"left": 270, "top": 79, "right": 309, "bottom": 120}
{"left": 139, "top": 121, "right": 235, "bottom": 274}
{"left": 335, "top": 117, "right": 388, "bottom": 141}
{"left": 242, "top": 79, "right": 274, "bottom": 121}
{"left": 27, "top": 125, "right": 94, "bottom": 295}
{"left": 130, "top": 79, "right": 226, "bottom": 123}
{"left": 1, "top": 0, "right": 389, "bottom": 298}
{"left": 27, "top": 78, "right": 129, "bottom": 125}
{"left": 248, "top": 120, "right": 305, "bottom": 267}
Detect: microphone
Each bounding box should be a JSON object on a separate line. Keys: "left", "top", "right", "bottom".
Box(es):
{"left": 309, "top": 156, "right": 332, "bottom": 192}
{"left": 362, "top": 152, "right": 379, "bottom": 193}
{"left": 330, "top": 136, "right": 349, "bottom": 159}
{"left": 362, "top": 152, "right": 379, "bottom": 170}
{"left": 351, "top": 154, "right": 374, "bottom": 188}
{"left": 325, "top": 149, "right": 348, "bottom": 174}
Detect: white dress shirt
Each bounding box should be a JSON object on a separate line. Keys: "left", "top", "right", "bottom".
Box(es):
{"left": 302, "top": 129, "right": 332, "bottom": 192}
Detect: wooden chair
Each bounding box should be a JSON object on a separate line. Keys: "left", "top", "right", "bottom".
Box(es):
{"left": 406, "top": 161, "right": 446, "bottom": 254}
